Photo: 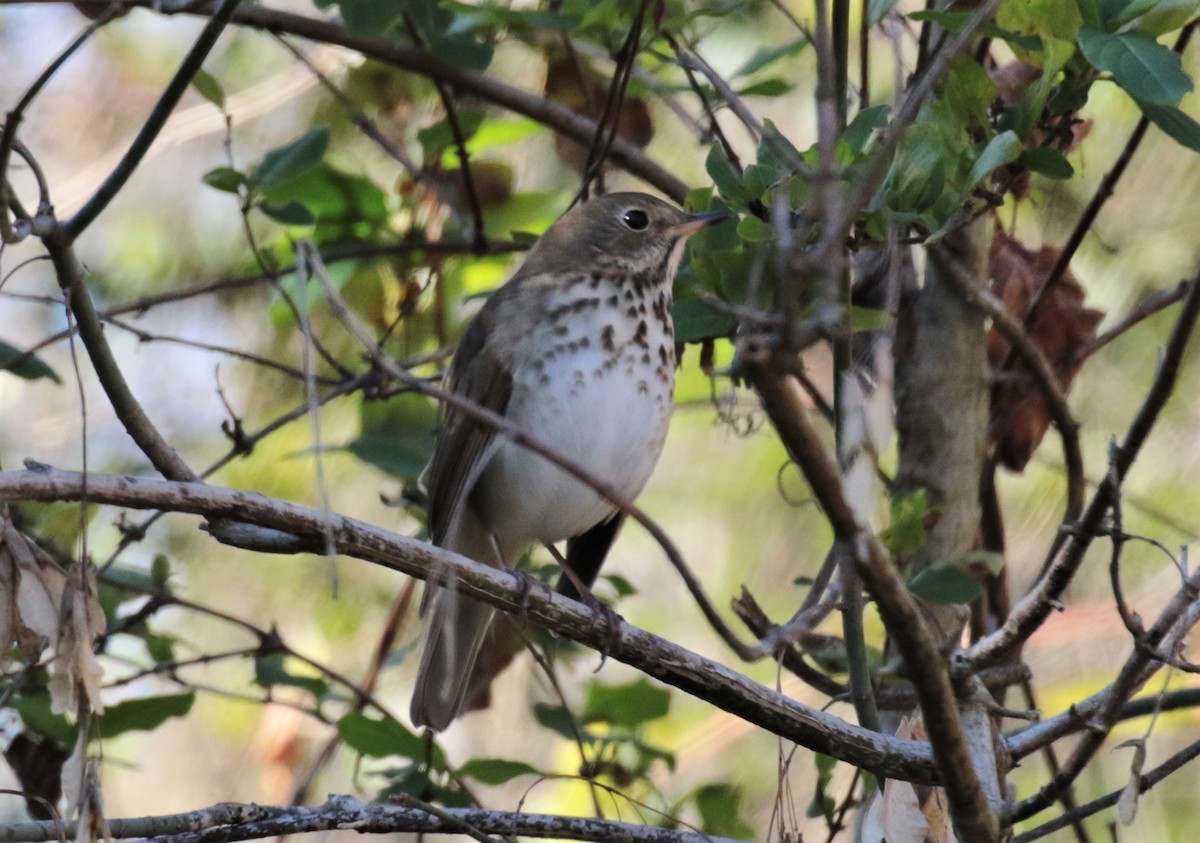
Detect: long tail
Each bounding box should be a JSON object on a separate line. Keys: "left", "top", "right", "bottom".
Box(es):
{"left": 410, "top": 509, "right": 499, "bottom": 732}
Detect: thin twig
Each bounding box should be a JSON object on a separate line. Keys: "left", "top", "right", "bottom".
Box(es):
{"left": 65, "top": 0, "right": 244, "bottom": 239}
{"left": 0, "top": 9, "right": 121, "bottom": 241}
{"left": 574, "top": 0, "right": 650, "bottom": 201}
{"left": 398, "top": 11, "right": 487, "bottom": 250}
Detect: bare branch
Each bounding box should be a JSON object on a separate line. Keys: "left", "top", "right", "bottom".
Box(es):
{"left": 0, "top": 795, "right": 752, "bottom": 843}
{"left": 0, "top": 466, "right": 941, "bottom": 783}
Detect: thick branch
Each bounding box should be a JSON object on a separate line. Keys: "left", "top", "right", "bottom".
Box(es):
{"left": 0, "top": 796, "right": 749, "bottom": 843}
{"left": 0, "top": 467, "right": 939, "bottom": 784}
{"left": 736, "top": 348, "right": 998, "bottom": 839}
{"left": 46, "top": 238, "right": 198, "bottom": 481}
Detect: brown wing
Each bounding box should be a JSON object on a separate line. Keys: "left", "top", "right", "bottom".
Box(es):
{"left": 425, "top": 300, "right": 514, "bottom": 547}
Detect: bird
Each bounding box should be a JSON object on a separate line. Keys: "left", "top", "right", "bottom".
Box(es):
{"left": 410, "top": 192, "right": 729, "bottom": 731}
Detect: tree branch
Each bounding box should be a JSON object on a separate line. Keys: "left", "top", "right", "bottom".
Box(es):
{"left": 735, "top": 345, "right": 999, "bottom": 839}
{"left": 43, "top": 0, "right": 691, "bottom": 202}
{"left": 0, "top": 466, "right": 940, "bottom": 783}
{"left": 0, "top": 795, "right": 750, "bottom": 843}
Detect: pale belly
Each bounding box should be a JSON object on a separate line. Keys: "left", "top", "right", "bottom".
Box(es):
{"left": 472, "top": 293, "right": 675, "bottom": 550}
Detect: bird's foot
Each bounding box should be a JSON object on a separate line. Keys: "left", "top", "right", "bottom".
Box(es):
{"left": 586, "top": 597, "right": 623, "bottom": 672}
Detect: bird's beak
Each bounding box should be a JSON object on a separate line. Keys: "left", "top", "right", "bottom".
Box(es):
{"left": 669, "top": 210, "right": 731, "bottom": 236}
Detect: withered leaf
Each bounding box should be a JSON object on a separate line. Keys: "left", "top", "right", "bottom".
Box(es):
{"left": 987, "top": 224, "right": 1104, "bottom": 471}
{"left": 544, "top": 47, "right": 654, "bottom": 175}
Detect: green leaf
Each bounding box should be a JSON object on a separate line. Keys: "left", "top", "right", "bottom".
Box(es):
{"left": 98, "top": 693, "right": 194, "bottom": 739}
{"left": 705, "top": 143, "right": 748, "bottom": 203}
{"left": 202, "top": 167, "right": 246, "bottom": 194}
{"left": 848, "top": 305, "right": 895, "bottom": 333}
{"left": 0, "top": 340, "right": 60, "bottom": 384}
{"left": 418, "top": 108, "right": 487, "bottom": 158}
{"left": 907, "top": 565, "right": 982, "bottom": 605}
{"left": 966, "top": 130, "right": 1023, "bottom": 191}
{"left": 1138, "top": 101, "right": 1200, "bottom": 152}
{"left": 842, "top": 105, "right": 891, "bottom": 157}
{"left": 736, "top": 77, "right": 792, "bottom": 98}
{"left": 337, "top": 0, "right": 403, "bottom": 35}
{"left": 882, "top": 489, "right": 931, "bottom": 560}
{"left": 1077, "top": 26, "right": 1193, "bottom": 106}
{"left": 103, "top": 564, "right": 160, "bottom": 593}
{"left": 759, "top": 119, "right": 805, "bottom": 170}
{"left": 736, "top": 214, "right": 774, "bottom": 243}
{"left": 583, "top": 678, "right": 670, "bottom": 728}
{"left": 261, "top": 162, "right": 389, "bottom": 237}
{"left": 253, "top": 652, "right": 328, "bottom": 699}
{"left": 807, "top": 752, "right": 838, "bottom": 820}
{"left": 944, "top": 55, "right": 998, "bottom": 129}
{"left": 1127, "top": 0, "right": 1200, "bottom": 35}
{"left": 191, "top": 69, "right": 225, "bottom": 109}
{"left": 671, "top": 297, "right": 738, "bottom": 343}
{"left": 438, "top": 118, "right": 541, "bottom": 168}
{"left": 345, "top": 435, "right": 434, "bottom": 484}
{"left": 16, "top": 694, "right": 76, "bottom": 747}
{"left": 732, "top": 37, "right": 808, "bottom": 77}
{"left": 337, "top": 713, "right": 433, "bottom": 763}
{"left": 250, "top": 128, "right": 331, "bottom": 191}
{"left": 348, "top": 394, "right": 438, "bottom": 483}
{"left": 1020, "top": 147, "right": 1076, "bottom": 179}
{"left": 741, "top": 163, "right": 782, "bottom": 198}
{"left": 258, "top": 201, "right": 315, "bottom": 226}
{"left": 150, "top": 554, "right": 171, "bottom": 590}
{"left": 427, "top": 32, "right": 494, "bottom": 73}
{"left": 458, "top": 758, "right": 540, "bottom": 785}
{"left": 602, "top": 573, "right": 637, "bottom": 598}
{"left": 994, "top": 0, "right": 1081, "bottom": 43}
{"left": 533, "top": 702, "right": 587, "bottom": 740}
{"left": 143, "top": 632, "right": 175, "bottom": 664}
{"left": 911, "top": 9, "right": 1042, "bottom": 49}
{"left": 694, "top": 784, "right": 754, "bottom": 839}
{"left": 376, "top": 763, "right": 435, "bottom": 798}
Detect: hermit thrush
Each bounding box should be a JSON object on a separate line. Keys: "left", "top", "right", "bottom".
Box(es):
{"left": 410, "top": 192, "right": 728, "bottom": 731}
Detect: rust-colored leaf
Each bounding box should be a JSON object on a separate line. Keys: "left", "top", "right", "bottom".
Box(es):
{"left": 544, "top": 48, "right": 654, "bottom": 175}
{"left": 987, "top": 224, "right": 1104, "bottom": 470}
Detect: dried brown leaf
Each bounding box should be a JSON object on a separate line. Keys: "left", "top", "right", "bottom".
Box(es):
{"left": 0, "top": 511, "right": 68, "bottom": 665}
{"left": 987, "top": 224, "right": 1105, "bottom": 470}
{"left": 544, "top": 48, "right": 654, "bottom": 175}
{"left": 861, "top": 714, "right": 960, "bottom": 843}
{"left": 49, "top": 566, "right": 105, "bottom": 716}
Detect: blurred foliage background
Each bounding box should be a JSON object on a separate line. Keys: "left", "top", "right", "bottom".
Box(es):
{"left": 2, "top": 0, "right": 1200, "bottom": 840}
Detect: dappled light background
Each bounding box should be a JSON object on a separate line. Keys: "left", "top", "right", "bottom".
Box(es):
{"left": 2, "top": 1, "right": 1200, "bottom": 840}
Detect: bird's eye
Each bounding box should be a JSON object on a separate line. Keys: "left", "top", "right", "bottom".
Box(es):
{"left": 622, "top": 209, "right": 649, "bottom": 231}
